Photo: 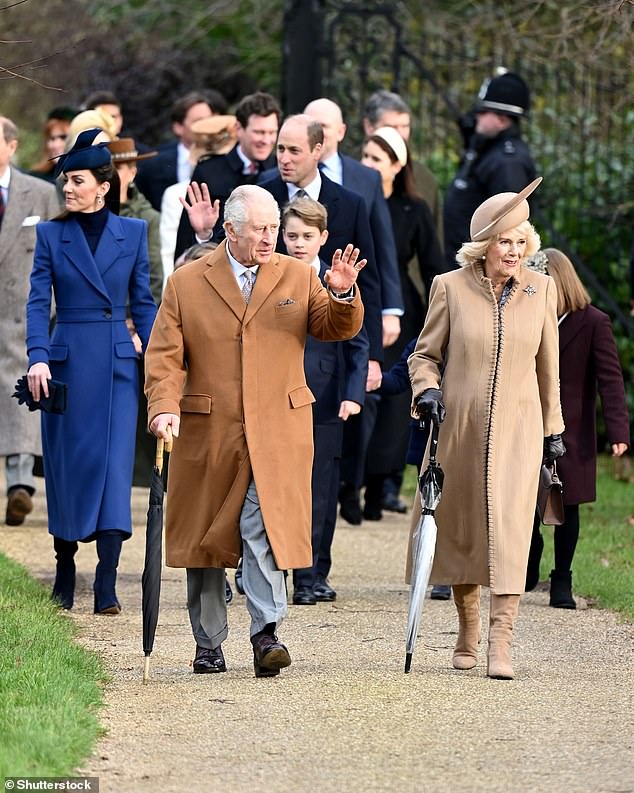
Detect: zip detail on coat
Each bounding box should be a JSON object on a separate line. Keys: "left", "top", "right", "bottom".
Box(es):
{"left": 483, "top": 278, "right": 518, "bottom": 589}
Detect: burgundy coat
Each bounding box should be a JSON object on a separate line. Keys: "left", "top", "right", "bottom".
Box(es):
{"left": 558, "top": 305, "right": 630, "bottom": 504}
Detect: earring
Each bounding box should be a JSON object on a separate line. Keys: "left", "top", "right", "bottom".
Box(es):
{"left": 96, "top": 195, "right": 103, "bottom": 205}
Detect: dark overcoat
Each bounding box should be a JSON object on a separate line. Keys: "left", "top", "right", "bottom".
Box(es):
{"left": 26, "top": 213, "right": 157, "bottom": 540}
{"left": 557, "top": 306, "right": 630, "bottom": 504}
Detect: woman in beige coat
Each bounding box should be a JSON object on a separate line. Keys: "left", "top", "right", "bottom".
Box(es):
{"left": 408, "top": 178, "right": 565, "bottom": 679}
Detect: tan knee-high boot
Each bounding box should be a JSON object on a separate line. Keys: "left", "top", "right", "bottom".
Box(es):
{"left": 452, "top": 585, "right": 481, "bottom": 670}
{"left": 487, "top": 593, "right": 520, "bottom": 679}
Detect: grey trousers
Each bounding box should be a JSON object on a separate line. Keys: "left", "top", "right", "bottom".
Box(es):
{"left": 186, "top": 479, "right": 288, "bottom": 649}
{"left": 6, "top": 454, "right": 35, "bottom": 494}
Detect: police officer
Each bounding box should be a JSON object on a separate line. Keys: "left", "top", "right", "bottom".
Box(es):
{"left": 443, "top": 71, "right": 537, "bottom": 269}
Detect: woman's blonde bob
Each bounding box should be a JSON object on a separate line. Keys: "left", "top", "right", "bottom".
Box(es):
{"left": 456, "top": 220, "right": 541, "bottom": 268}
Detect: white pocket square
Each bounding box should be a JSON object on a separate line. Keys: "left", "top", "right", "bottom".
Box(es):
{"left": 22, "top": 215, "right": 41, "bottom": 227}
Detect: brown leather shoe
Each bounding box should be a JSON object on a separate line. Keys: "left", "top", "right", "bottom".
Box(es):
{"left": 193, "top": 644, "right": 226, "bottom": 674}
{"left": 5, "top": 487, "right": 33, "bottom": 526}
{"left": 252, "top": 633, "right": 291, "bottom": 678}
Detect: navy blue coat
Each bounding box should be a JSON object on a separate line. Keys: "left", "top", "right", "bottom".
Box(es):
{"left": 259, "top": 171, "right": 384, "bottom": 362}
{"left": 339, "top": 154, "right": 404, "bottom": 313}
{"left": 378, "top": 336, "right": 428, "bottom": 468}
{"left": 135, "top": 140, "right": 178, "bottom": 212}
{"left": 304, "top": 259, "right": 369, "bottom": 426}
{"left": 26, "top": 213, "right": 157, "bottom": 540}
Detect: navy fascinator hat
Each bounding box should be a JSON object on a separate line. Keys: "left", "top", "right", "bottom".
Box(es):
{"left": 53, "top": 128, "right": 112, "bottom": 177}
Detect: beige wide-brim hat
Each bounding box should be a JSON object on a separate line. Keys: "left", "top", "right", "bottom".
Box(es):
{"left": 470, "top": 177, "right": 542, "bottom": 241}
{"left": 190, "top": 115, "right": 238, "bottom": 160}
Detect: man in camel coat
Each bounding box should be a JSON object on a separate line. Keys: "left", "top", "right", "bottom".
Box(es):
{"left": 145, "top": 184, "right": 364, "bottom": 678}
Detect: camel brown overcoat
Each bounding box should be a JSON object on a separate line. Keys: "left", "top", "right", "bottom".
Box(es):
{"left": 144, "top": 242, "right": 364, "bottom": 570}
{"left": 408, "top": 263, "right": 564, "bottom": 594}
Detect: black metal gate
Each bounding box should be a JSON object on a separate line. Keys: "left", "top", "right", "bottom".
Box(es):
{"left": 282, "top": 0, "right": 633, "bottom": 337}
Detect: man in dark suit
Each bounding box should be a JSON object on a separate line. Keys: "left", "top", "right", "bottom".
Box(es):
{"left": 174, "top": 92, "right": 280, "bottom": 258}
{"left": 258, "top": 114, "right": 384, "bottom": 371}
{"left": 304, "top": 97, "right": 404, "bottom": 345}
{"left": 281, "top": 197, "right": 369, "bottom": 605}
{"left": 304, "top": 99, "right": 408, "bottom": 525}
{"left": 135, "top": 91, "right": 221, "bottom": 211}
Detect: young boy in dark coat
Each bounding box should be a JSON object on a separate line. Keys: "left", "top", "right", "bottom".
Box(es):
{"left": 282, "top": 197, "right": 369, "bottom": 604}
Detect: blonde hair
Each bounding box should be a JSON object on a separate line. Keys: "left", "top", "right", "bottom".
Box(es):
{"left": 543, "top": 248, "right": 591, "bottom": 315}
{"left": 456, "top": 220, "right": 541, "bottom": 267}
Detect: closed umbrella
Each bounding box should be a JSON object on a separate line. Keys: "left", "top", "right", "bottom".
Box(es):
{"left": 142, "top": 430, "right": 172, "bottom": 684}
{"left": 404, "top": 420, "right": 444, "bottom": 673}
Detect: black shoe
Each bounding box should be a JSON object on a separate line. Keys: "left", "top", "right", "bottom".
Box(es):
{"left": 525, "top": 527, "right": 544, "bottom": 591}
{"left": 234, "top": 560, "right": 244, "bottom": 595}
{"left": 430, "top": 584, "right": 452, "bottom": 600}
{"left": 339, "top": 485, "right": 362, "bottom": 525}
{"left": 313, "top": 576, "right": 337, "bottom": 601}
{"left": 292, "top": 586, "right": 317, "bottom": 605}
{"left": 225, "top": 575, "right": 233, "bottom": 604}
{"left": 5, "top": 487, "right": 33, "bottom": 526}
{"left": 193, "top": 644, "right": 227, "bottom": 674}
{"left": 549, "top": 570, "right": 576, "bottom": 609}
{"left": 382, "top": 492, "right": 408, "bottom": 513}
{"left": 252, "top": 632, "right": 291, "bottom": 678}
{"left": 363, "top": 503, "right": 383, "bottom": 521}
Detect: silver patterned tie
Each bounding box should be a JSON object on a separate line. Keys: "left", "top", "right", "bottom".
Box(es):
{"left": 241, "top": 269, "right": 255, "bottom": 303}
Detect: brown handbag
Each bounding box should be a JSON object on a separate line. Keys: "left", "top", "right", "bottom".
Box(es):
{"left": 537, "top": 461, "right": 565, "bottom": 525}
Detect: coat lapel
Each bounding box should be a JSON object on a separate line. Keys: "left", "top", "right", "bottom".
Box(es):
{"left": 62, "top": 217, "right": 110, "bottom": 300}
{"left": 558, "top": 309, "right": 585, "bottom": 353}
{"left": 203, "top": 242, "right": 248, "bottom": 321}
{"left": 202, "top": 241, "right": 284, "bottom": 324}
{"left": 243, "top": 254, "right": 282, "bottom": 323}
{"left": 94, "top": 212, "right": 125, "bottom": 277}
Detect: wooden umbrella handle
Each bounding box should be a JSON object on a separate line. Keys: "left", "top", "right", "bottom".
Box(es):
{"left": 155, "top": 425, "right": 173, "bottom": 471}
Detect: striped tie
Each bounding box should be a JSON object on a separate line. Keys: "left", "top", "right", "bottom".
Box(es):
{"left": 241, "top": 270, "right": 255, "bottom": 303}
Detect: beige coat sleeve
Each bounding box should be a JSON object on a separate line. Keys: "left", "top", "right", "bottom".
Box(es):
{"left": 407, "top": 275, "right": 449, "bottom": 409}
{"left": 536, "top": 276, "right": 565, "bottom": 436}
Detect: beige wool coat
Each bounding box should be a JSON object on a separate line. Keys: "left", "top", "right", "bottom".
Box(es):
{"left": 145, "top": 242, "right": 364, "bottom": 570}
{"left": 408, "top": 263, "right": 564, "bottom": 594}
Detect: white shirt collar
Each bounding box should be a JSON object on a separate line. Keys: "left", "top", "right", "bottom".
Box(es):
{"left": 320, "top": 153, "right": 342, "bottom": 185}
{"left": 177, "top": 142, "right": 191, "bottom": 183}
{"left": 309, "top": 255, "right": 321, "bottom": 277}
{"left": 287, "top": 172, "right": 321, "bottom": 201}
{"left": 226, "top": 243, "right": 259, "bottom": 283}
{"left": 236, "top": 145, "right": 256, "bottom": 175}
{"left": 0, "top": 166, "right": 11, "bottom": 190}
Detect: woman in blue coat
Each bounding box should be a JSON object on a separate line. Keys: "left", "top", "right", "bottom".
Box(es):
{"left": 26, "top": 130, "right": 157, "bottom": 614}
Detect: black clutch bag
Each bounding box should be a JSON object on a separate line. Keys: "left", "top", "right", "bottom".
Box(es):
{"left": 12, "top": 375, "right": 68, "bottom": 415}
{"left": 536, "top": 462, "right": 564, "bottom": 525}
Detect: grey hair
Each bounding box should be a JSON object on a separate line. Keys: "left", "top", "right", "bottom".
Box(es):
{"left": 363, "top": 90, "right": 410, "bottom": 127}
{"left": 0, "top": 116, "right": 18, "bottom": 144}
{"left": 456, "top": 220, "right": 541, "bottom": 267}
{"left": 223, "top": 184, "right": 280, "bottom": 232}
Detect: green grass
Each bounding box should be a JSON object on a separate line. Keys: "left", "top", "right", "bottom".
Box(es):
{"left": 0, "top": 554, "right": 108, "bottom": 778}
{"left": 403, "top": 456, "right": 633, "bottom": 620}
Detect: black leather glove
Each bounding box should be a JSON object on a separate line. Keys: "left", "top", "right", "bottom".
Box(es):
{"left": 543, "top": 434, "right": 566, "bottom": 465}
{"left": 415, "top": 388, "right": 446, "bottom": 425}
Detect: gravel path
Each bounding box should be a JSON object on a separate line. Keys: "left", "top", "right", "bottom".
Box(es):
{"left": 1, "top": 483, "right": 632, "bottom": 793}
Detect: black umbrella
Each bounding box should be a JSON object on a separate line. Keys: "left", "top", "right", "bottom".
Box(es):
{"left": 405, "top": 420, "right": 444, "bottom": 673}
{"left": 142, "top": 431, "right": 172, "bottom": 684}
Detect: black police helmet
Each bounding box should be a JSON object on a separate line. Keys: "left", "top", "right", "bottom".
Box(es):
{"left": 476, "top": 71, "right": 530, "bottom": 118}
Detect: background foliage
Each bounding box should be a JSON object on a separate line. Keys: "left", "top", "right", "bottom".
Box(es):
{"left": 2, "top": 0, "right": 632, "bottom": 431}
